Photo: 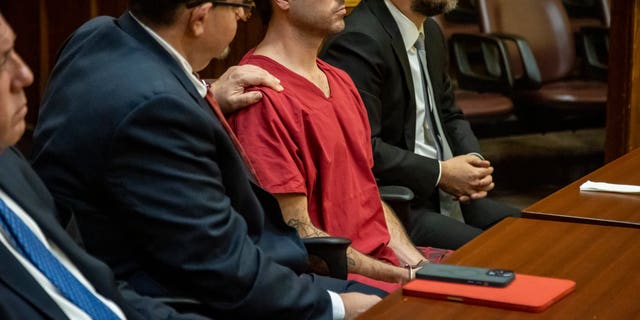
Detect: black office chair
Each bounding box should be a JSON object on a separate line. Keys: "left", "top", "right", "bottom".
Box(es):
{"left": 432, "top": 14, "right": 516, "bottom": 137}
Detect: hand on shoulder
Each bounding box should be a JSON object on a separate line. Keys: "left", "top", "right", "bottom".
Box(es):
{"left": 211, "top": 65, "right": 284, "bottom": 115}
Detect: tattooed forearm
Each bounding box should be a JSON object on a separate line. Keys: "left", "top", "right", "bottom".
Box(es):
{"left": 275, "top": 194, "right": 408, "bottom": 283}
{"left": 287, "top": 218, "right": 328, "bottom": 238}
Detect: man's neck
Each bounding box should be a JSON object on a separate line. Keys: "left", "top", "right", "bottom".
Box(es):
{"left": 254, "top": 20, "right": 325, "bottom": 79}
{"left": 152, "top": 27, "right": 193, "bottom": 64}
{"left": 390, "top": 0, "right": 426, "bottom": 29}
{"left": 133, "top": 13, "right": 199, "bottom": 71}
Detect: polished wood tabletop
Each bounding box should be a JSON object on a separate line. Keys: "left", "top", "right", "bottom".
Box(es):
{"left": 524, "top": 148, "right": 640, "bottom": 228}
{"left": 357, "top": 218, "right": 640, "bottom": 319}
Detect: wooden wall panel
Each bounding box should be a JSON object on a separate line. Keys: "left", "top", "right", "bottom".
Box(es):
{"left": 605, "top": 0, "right": 640, "bottom": 161}
{"left": 40, "top": 0, "right": 93, "bottom": 81}
{"left": 93, "top": 0, "right": 129, "bottom": 17}
{"left": 1, "top": 0, "right": 41, "bottom": 128}
{"left": 629, "top": 2, "right": 640, "bottom": 154}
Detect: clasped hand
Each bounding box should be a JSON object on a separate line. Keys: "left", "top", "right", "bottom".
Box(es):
{"left": 439, "top": 154, "right": 495, "bottom": 202}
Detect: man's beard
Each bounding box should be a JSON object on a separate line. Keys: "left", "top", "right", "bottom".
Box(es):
{"left": 411, "top": 0, "right": 458, "bottom": 17}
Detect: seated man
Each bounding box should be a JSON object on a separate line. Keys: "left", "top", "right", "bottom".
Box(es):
{"left": 31, "top": 0, "right": 382, "bottom": 319}
{"left": 228, "top": 0, "right": 436, "bottom": 292}
{"left": 320, "top": 0, "right": 521, "bottom": 249}
{"left": 0, "top": 12, "right": 199, "bottom": 320}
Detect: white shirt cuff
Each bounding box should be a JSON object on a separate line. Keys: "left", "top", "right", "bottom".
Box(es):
{"left": 468, "top": 152, "right": 484, "bottom": 160}
{"left": 328, "top": 290, "right": 345, "bottom": 320}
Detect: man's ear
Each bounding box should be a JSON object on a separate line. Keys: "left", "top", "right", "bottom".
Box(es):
{"left": 273, "top": 0, "right": 290, "bottom": 11}
{"left": 188, "top": 2, "right": 214, "bottom": 37}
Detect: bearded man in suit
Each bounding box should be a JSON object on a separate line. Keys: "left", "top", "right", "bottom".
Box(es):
{"left": 321, "top": 0, "right": 520, "bottom": 250}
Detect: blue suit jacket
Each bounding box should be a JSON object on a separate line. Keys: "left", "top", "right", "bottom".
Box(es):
{"left": 32, "top": 13, "right": 332, "bottom": 319}
{"left": 0, "top": 147, "right": 190, "bottom": 320}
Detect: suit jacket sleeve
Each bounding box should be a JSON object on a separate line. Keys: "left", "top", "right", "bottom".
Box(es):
{"left": 106, "top": 94, "right": 332, "bottom": 319}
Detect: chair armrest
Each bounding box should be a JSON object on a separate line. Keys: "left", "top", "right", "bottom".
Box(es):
{"left": 379, "top": 185, "right": 414, "bottom": 226}
{"left": 302, "top": 237, "right": 352, "bottom": 279}
{"left": 579, "top": 26, "right": 609, "bottom": 80}
{"left": 449, "top": 33, "right": 514, "bottom": 93}
{"left": 489, "top": 32, "right": 542, "bottom": 90}
{"left": 301, "top": 186, "right": 413, "bottom": 279}
{"left": 379, "top": 185, "right": 415, "bottom": 202}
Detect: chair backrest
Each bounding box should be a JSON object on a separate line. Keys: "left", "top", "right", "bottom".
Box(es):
{"left": 433, "top": 0, "right": 481, "bottom": 39}
{"left": 433, "top": 15, "right": 480, "bottom": 40}
{"left": 563, "top": 0, "right": 611, "bottom": 30}
{"left": 477, "top": 0, "right": 576, "bottom": 83}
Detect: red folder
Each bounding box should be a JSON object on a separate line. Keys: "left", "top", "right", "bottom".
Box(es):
{"left": 403, "top": 273, "right": 575, "bottom": 312}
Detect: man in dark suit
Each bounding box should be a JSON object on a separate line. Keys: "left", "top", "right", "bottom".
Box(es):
{"left": 31, "top": 1, "right": 382, "bottom": 319}
{"left": 321, "top": 0, "right": 520, "bottom": 249}
{"left": 0, "top": 11, "right": 208, "bottom": 320}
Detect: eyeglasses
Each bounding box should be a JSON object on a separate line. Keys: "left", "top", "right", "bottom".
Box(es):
{"left": 185, "top": 0, "right": 255, "bottom": 21}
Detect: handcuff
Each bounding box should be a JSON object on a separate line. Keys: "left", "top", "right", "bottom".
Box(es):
{"left": 404, "top": 259, "right": 428, "bottom": 281}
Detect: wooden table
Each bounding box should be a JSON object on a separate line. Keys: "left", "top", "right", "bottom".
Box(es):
{"left": 523, "top": 148, "right": 640, "bottom": 228}
{"left": 357, "top": 218, "right": 640, "bottom": 319}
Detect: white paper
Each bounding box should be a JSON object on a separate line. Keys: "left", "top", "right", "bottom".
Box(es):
{"left": 579, "top": 180, "right": 640, "bottom": 194}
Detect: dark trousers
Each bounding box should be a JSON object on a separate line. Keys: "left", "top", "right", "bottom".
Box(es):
{"left": 406, "top": 197, "right": 521, "bottom": 250}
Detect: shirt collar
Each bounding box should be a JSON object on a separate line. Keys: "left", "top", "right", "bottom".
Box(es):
{"left": 129, "top": 12, "right": 208, "bottom": 98}
{"left": 384, "top": 0, "right": 424, "bottom": 51}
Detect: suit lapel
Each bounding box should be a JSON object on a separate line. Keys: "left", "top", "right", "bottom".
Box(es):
{"left": 0, "top": 150, "right": 69, "bottom": 320}
{"left": 0, "top": 248, "right": 69, "bottom": 320}
{"left": 423, "top": 19, "right": 443, "bottom": 112}
{"left": 0, "top": 149, "right": 55, "bottom": 227}
{"left": 0, "top": 149, "right": 125, "bottom": 317}
{"left": 116, "top": 12, "right": 208, "bottom": 109}
{"left": 115, "top": 12, "right": 220, "bottom": 140}
{"left": 365, "top": 0, "right": 418, "bottom": 150}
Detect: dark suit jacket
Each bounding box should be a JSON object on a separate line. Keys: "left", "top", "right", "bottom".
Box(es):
{"left": 0, "top": 147, "right": 152, "bottom": 320}
{"left": 31, "top": 13, "right": 332, "bottom": 319}
{"left": 321, "top": 0, "right": 481, "bottom": 208}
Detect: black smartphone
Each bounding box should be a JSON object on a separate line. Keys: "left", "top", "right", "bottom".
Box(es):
{"left": 415, "top": 264, "right": 515, "bottom": 287}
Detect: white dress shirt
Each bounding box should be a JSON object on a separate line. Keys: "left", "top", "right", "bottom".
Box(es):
{"left": 384, "top": 0, "right": 442, "bottom": 184}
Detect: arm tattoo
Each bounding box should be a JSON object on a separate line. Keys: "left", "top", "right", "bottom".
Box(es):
{"left": 347, "top": 256, "right": 356, "bottom": 268}
{"left": 286, "top": 218, "right": 326, "bottom": 238}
